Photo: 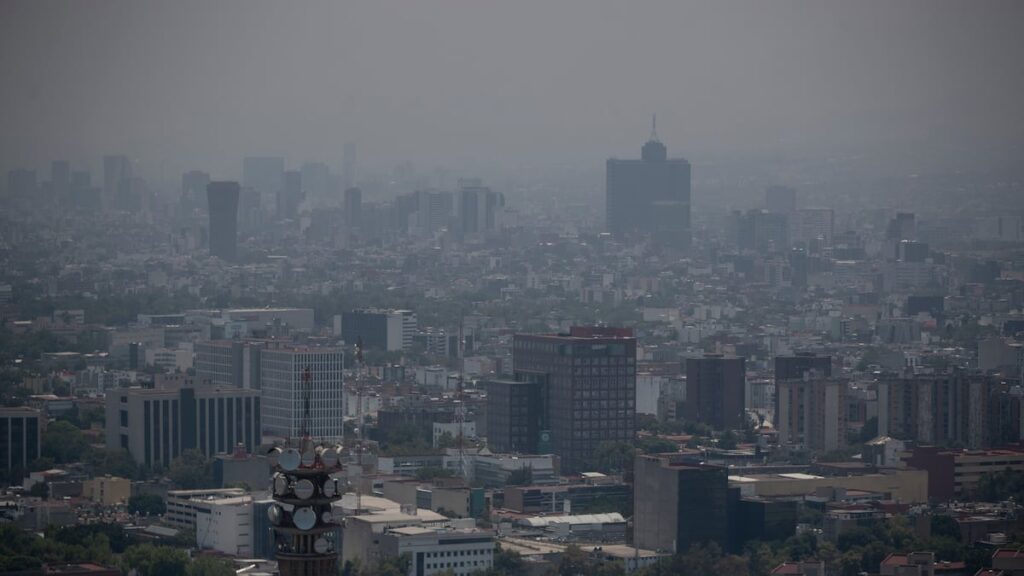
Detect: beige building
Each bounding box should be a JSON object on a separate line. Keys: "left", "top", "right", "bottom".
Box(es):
{"left": 83, "top": 476, "right": 131, "bottom": 506}
{"left": 729, "top": 468, "right": 928, "bottom": 503}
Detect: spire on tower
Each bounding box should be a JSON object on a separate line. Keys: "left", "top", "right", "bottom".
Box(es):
{"left": 650, "top": 114, "right": 659, "bottom": 142}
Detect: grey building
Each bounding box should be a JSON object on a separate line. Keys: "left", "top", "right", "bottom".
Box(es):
{"left": 606, "top": 118, "right": 691, "bottom": 249}
{"left": 194, "top": 339, "right": 264, "bottom": 389}
{"left": 207, "top": 181, "right": 240, "bottom": 261}
{"left": 106, "top": 385, "right": 261, "bottom": 468}
{"left": 0, "top": 407, "right": 42, "bottom": 478}
{"left": 484, "top": 379, "right": 547, "bottom": 454}
{"left": 684, "top": 354, "right": 746, "bottom": 430}
{"left": 634, "top": 454, "right": 730, "bottom": 554}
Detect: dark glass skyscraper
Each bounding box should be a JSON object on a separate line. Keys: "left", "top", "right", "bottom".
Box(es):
{"left": 606, "top": 117, "right": 691, "bottom": 248}
{"left": 684, "top": 354, "right": 746, "bottom": 430}
{"left": 512, "top": 326, "right": 636, "bottom": 473}
{"left": 207, "top": 181, "right": 240, "bottom": 261}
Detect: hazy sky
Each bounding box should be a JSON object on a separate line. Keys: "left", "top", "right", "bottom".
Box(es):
{"left": 2, "top": 1, "right": 1022, "bottom": 183}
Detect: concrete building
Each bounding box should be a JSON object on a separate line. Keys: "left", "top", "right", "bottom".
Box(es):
{"left": 606, "top": 119, "right": 691, "bottom": 248}
{"left": 512, "top": 327, "right": 636, "bottom": 473}
{"left": 903, "top": 446, "right": 1024, "bottom": 502}
{"left": 380, "top": 526, "right": 494, "bottom": 576}
{"left": 341, "top": 309, "right": 417, "bottom": 352}
{"left": 684, "top": 354, "right": 746, "bottom": 430}
{"left": 165, "top": 487, "right": 247, "bottom": 531}
{"left": 105, "top": 385, "right": 261, "bottom": 468}
{"left": 728, "top": 468, "right": 928, "bottom": 503}
{"left": 775, "top": 375, "right": 848, "bottom": 452}
{"left": 260, "top": 345, "right": 345, "bottom": 442}
{"left": 877, "top": 372, "right": 993, "bottom": 449}
{"left": 82, "top": 476, "right": 131, "bottom": 506}
{"left": 0, "top": 407, "right": 42, "bottom": 477}
{"left": 194, "top": 339, "right": 264, "bottom": 389}
{"left": 634, "top": 454, "right": 730, "bottom": 553}
{"left": 195, "top": 494, "right": 253, "bottom": 557}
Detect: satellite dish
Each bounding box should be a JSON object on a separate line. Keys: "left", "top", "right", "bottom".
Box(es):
{"left": 314, "top": 537, "right": 330, "bottom": 554}
{"left": 301, "top": 448, "right": 316, "bottom": 467}
{"left": 267, "top": 504, "right": 283, "bottom": 526}
{"left": 272, "top": 474, "right": 289, "bottom": 496}
{"left": 279, "top": 448, "right": 301, "bottom": 471}
{"left": 293, "top": 507, "right": 316, "bottom": 531}
{"left": 294, "top": 479, "right": 315, "bottom": 500}
{"left": 321, "top": 510, "right": 333, "bottom": 524}
{"left": 267, "top": 447, "right": 282, "bottom": 467}
{"left": 321, "top": 446, "right": 339, "bottom": 468}
{"left": 322, "top": 479, "right": 337, "bottom": 498}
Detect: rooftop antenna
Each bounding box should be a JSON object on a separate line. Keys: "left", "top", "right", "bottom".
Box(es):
{"left": 650, "top": 114, "right": 659, "bottom": 142}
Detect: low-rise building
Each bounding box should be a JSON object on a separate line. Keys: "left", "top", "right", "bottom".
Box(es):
{"left": 82, "top": 476, "right": 131, "bottom": 506}
{"left": 194, "top": 494, "right": 253, "bottom": 557}
{"left": 165, "top": 488, "right": 246, "bottom": 531}
{"left": 379, "top": 526, "right": 495, "bottom": 576}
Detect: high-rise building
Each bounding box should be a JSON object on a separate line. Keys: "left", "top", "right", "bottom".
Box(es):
{"left": 458, "top": 179, "right": 504, "bottom": 238}
{"left": 684, "top": 355, "right": 746, "bottom": 430}
{"left": 181, "top": 170, "right": 211, "bottom": 217}
{"left": 734, "top": 209, "right": 789, "bottom": 253}
{"left": 341, "top": 309, "right": 416, "bottom": 352}
{"left": 342, "top": 142, "right": 356, "bottom": 190}
{"left": 414, "top": 189, "right": 454, "bottom": 235}
{"left": 103, "top": 155, "right": 131, "bottom": 210}
{"left": 512, "top": 327, "right": 636, "bottom": 473}
{"left": 775, "top": 375, "right": 848, "bottom": 452}
{"left": 606, "top": 117, "right": 691, "bottom": 248}
{"left": 0, "top": 407, "right": 42, "bottom": 478}
{"left": 207, "top": 181, "right": 240, "bottom": 261}
{"left": 877, "top": 372, "right": 994, "bottom": 449}
{"left": 195, "top": 340, "right": 264, "bottom": 390}
{"left": 634, "top": 455, "right": 730, "bottom": 553}
{"left": 242, "top": 156, "right": 285, "bottom": 218}
{"left": 775, "top": 353, "right": 832, "bottom": 381}
{"left": 105, "top": 385, "right": 261, "bottom": 468}
{"left": 793, "top": 208, "right": 835, "bottom": 247}
{"left": 344, "top": 187, "right": 362, "bottom": 228}
{"left": 485, "top": 379, "right": 547, "bottom": 454}
{"left": 260, "top": 346, "right": 345, "bottom": 442}
{"left": 277, "top": 170, "right": 302, "bottom": 220}
{"left": 300, "top": 162, "right": 332, "bottom": 205}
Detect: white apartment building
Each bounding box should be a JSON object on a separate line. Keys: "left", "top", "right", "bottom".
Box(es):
{"left": 380, "top": 526, "right": 494, "bottom": 576}
{"left": 195, "top": 495, "right": 254, "bottom": 557}
{"left": 261, "top": 346, "right": 345, "bottom": 442}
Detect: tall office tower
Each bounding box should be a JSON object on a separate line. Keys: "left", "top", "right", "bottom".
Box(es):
{"left": 300, "top": 162, "right": 332, "bottom": 205}
{"left": 180, "top": 170, "right": 211, "bottom": 217}
{"left": 734, "top": 209, "right": 789, "bottom": 253}
{"left": 260, "top": 346, "right": 345, "bottom": 442}
{"left": 775, "top": 353, "right": 832, "bottom": 381}
{"left": 485, "top": 379, "right": 548, "bottom": 454}
{"left": 877, "top": 372, "right": 993, "bottom": 449}
{"left": 684, "top": 354, "right": 746, "bottom": 430}
{"left": 103, "top": 155, "right": 132, "bottom": 210}
{"left": 206, "top": 181, "right": 240, "bottom": 261}
{"left": 342, "top": 142, "right": 356, "bottom": 190}
{"left": 105, "top": 385, "right": 261, "bottom": 468}
{"left": 341, "top": 309, "right": 416, "bottom": 352}
{"left": 512, "top": 327, "right": 636, "bottom": 473}
{"left": 414, "top": 190, "right": 454, "bottom": 235}
{"left": 634, "top": 455, "right": 730, "bottom": 553}
{"left": 0, "top": 407, "right": 42, "bottom": 478}
{"left": 50, "top": 160, "right": 70, "bottom": 205}
{"left": 793, "top": 208, "right": 835, "bottom": 247}
{"left": 775, "top": 375, "right": 847, "bottom": 452}
{"left": 344, "top": 187, "right": 362, "bottom": 228}
{"left": 458, "top": 178, "right": 504, "bottom": 238}
{"left": 243, "top": 156, "right": 285, "bottom": 218}
{"left": 765, "top": 185, "right": 797, "bottom": 214}
{"left": 606, "top": 117, "right": 691, "bottom": 249}
{"left": 277, "top": 170, "right": 302, "bottom": 220}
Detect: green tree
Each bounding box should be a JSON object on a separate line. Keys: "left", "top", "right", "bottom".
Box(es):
{"left": 637, "top": 436, "right": 678, "bottom": 454}
{"left": 588, "top": 441, "right": 635, "bottom": 474}
{"left": 87, "top": 448, "right": 144, "bottom": 479}
{"left": 168, "top": 449, "right": 214, "bottom": 489}
{"left": 118, "top": 544, "right": 189, "bottom": 576}
{"left": 187, "top": 555, "right": 235, "bottom": 576}
{"left": 129, "top": 493, "right": 167, "bottom": 516}
{"left": 29, "top": 481, "right": 49, "bottom": 499}
{"left": 718, "top": 429, "right": 738, "bottom": 450}
{"left": 42, "top": 420, "right": 89, "bottom": 464}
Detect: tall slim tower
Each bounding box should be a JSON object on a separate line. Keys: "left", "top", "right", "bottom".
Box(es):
{"left": 267, "top": 369, "right": 343, "bottom": 576}
{"left": 207, "top": 181, "right": 240, "bottom": 261}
